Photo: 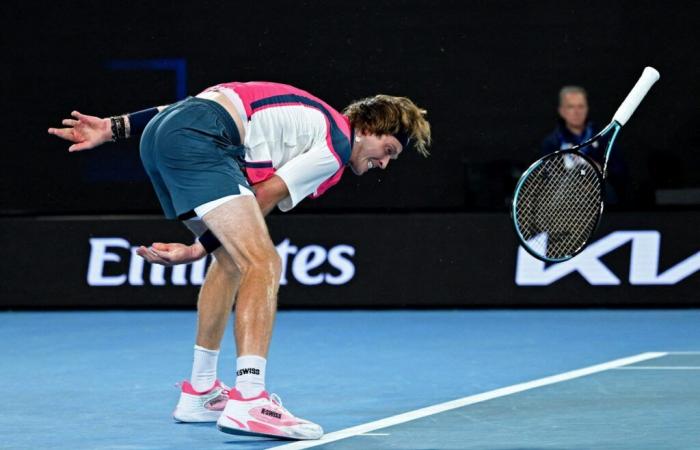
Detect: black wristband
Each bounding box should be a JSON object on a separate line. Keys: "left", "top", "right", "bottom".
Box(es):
{"left": 198, "top": 229, "right": 222, "bottom": 254}
{"left": 127, "top": 107, "right": 159, "bottom": 136}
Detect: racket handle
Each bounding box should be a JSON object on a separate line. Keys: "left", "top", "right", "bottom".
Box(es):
{"left": 612, "top": 67, "right": 660, "bottom": 126}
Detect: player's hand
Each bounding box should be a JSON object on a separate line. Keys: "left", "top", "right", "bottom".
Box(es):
{"left": 48, "top": 111, "right": 113, "bottom": 152}
{"left": 136, "top": 242, "right": 207, "bottom": 267}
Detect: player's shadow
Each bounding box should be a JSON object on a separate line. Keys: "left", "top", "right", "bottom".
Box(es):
{"left": 173, "top": 422, "right": 212, "bottom": 428}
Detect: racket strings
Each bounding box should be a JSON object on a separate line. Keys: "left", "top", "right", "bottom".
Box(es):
{"left": 515, "top": 153, "right": 602, "bottom": 259}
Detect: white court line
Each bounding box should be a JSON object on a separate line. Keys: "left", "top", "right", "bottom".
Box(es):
{"left": 270, "top": 352, "right": 666, "bottom": 450}
{"left": 664, "top": 351, "right": 700, "bottom": 355}
{"left": 614, "top": 366, "right": 700, "bottom": 370}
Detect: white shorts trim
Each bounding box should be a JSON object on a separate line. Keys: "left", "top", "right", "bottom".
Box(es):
{"left": 193, "top": 185, "right": 255, "bottom": 218}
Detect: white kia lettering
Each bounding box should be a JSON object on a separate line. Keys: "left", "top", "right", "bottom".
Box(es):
{"left": 516, "top": 230, "right": 700, "bottom": 286}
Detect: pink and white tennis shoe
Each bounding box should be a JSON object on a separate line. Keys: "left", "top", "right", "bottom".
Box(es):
{"left": 216, "top": 388, "right": 323, "bottom": 440}
{"left": 172, "top": 379, "right": 230, "bottom": 423}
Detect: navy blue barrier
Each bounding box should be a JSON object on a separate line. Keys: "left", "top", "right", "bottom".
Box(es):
{"left": 1, "top": 213, "right": 698, "bottom": 309}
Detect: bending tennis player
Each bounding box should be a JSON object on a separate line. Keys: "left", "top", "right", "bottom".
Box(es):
{"left": 49, "top": 82, "right": 431, "bottom": 440}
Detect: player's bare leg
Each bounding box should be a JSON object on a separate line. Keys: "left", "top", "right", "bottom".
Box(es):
{"left": 195, "top": 251, "right": 241, "bottom": 350}
{"left": 180, "top": 219, "right": 241, "bottom": 350}
{"left": 202, "top": 196, "right": 279, "bottom": 358}
{"left": 173, "top": 243, "right": 241, "bottom": 422}
{"left": 203, "top": 196, "right": 322, "bottom": 440}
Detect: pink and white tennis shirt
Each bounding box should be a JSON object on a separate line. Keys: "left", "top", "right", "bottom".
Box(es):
{"left": 201, "top": 82, "right": 353, "bottom": 212}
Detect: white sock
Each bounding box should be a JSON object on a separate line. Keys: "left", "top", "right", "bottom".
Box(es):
{"left": 191, "top": 345, "right": 219, "bottom": 392}
{"left": 235, "top": 355, "right": 267, "bottom": 398}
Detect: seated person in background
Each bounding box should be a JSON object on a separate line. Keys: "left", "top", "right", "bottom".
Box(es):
{"left": 541, "top": 85, "right": 628, "bottom": 205}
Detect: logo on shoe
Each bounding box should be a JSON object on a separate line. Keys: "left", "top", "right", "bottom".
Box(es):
{"left": 261, "top": 408, "right": 282, "bottom": 419}
{"left": 236, "top": 368, "right": 260, "bottom": 376}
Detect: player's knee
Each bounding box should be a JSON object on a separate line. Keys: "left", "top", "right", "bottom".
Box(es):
{"left": 242, "top": 246, "right": 281, "bottom": 282}
{"left": 260, "top": 248, "right": 282, "bottom": 281}
{"left": 268, "top": 250, "right": 282, "bottom": 279}
{"left": 211, "top": 247, "right": 239, "bottom": 276}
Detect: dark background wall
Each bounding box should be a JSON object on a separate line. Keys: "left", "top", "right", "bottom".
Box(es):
{"left": 2, "top": 0, "right": 699, "bottom": 216}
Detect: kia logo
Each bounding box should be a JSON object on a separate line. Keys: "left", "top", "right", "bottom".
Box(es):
{"left": 516, "top": 231, "right": 700, "bottom": 286}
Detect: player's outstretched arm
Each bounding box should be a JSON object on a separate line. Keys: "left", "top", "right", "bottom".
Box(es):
{"left": 48, "top": 111, "right": 112, "bottom": 152}
{"left": 49, "top": 105, "right": 167, "bottom": 152}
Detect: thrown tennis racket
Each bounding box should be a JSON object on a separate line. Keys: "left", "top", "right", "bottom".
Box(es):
{"left": 512, "top": 67, "right": 660, "bottom": 262}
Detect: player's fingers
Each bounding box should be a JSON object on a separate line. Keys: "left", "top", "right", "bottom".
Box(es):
{"left": 72, "top": 110, "right": 100, "bottom": 125}
{"left": 137, "top": 245, "right": 158, "bottom": 258}
{"left": 136, "top": 246, "right": 152, "bottom": 260}
{"left": 151, "top": 247, "right": 172, "bottom": 262}
{"left": 62, "top": 119, "right": 78, "bottom": 127}
{"left": 137, "top": 246, "right": 169, "bottom": 265}
{"left": 136, "top": 247, "right": 158, "bottom": 263}
{"left": 151, "top": 242, "right": 170, "bottom": 251}
{"left": 69, "top": 142, "right": 93, "bottom": 152}
{"left": 48, "top": 127, "right": 76, "bottom": 141}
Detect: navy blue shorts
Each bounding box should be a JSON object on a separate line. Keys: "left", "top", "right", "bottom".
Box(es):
{"left": 140, "top": 97, "right": 250, "bottom": 219}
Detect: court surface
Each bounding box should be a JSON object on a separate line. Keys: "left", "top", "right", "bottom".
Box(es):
{"left": 1, "top": 310, "right": 698, "bottom": 449}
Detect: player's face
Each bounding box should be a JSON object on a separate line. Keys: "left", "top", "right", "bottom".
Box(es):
{"left": 559, "top": 92, "right": 588, "bottom": 129}
{"left": 349, "top": 133, "right": 403, "bottom": 176}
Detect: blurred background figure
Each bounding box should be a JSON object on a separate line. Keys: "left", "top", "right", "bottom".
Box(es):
{"left": 541, "top": 86, "right": 628, "bottom": 206}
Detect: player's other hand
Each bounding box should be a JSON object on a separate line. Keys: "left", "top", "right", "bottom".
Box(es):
{"left": 48, "top": 111, "right": 113, "bottom": 152}
{"left": 136, "top": 242, "right": 207, "bottom": 267}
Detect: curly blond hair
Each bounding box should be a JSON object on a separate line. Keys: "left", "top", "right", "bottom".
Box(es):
{"left": 343, "top": 95, "right": 431, "bottom": 157}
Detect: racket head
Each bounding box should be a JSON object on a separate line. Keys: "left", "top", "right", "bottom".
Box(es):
{"left": 512, "top": 150, "right": 605, "bottom": 262}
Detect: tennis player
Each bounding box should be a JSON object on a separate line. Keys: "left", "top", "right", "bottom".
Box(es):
{"left": 49, "top": 82, "right": 430, "bottom": 440}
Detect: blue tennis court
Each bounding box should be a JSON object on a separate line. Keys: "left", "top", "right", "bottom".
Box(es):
{"left": 1, "top": 309, "right": 698, "bottom": 449}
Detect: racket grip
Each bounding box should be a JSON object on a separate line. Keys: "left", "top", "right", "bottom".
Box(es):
{"left": 612, "top": 67, "right": 660, "bottom": 126}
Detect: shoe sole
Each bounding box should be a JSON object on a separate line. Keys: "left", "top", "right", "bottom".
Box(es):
{"left": 173, "top": 410, "right": 222, "bottom": 423}
{"left": 217, "top": 423, "right": 305, "bottom": 440}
